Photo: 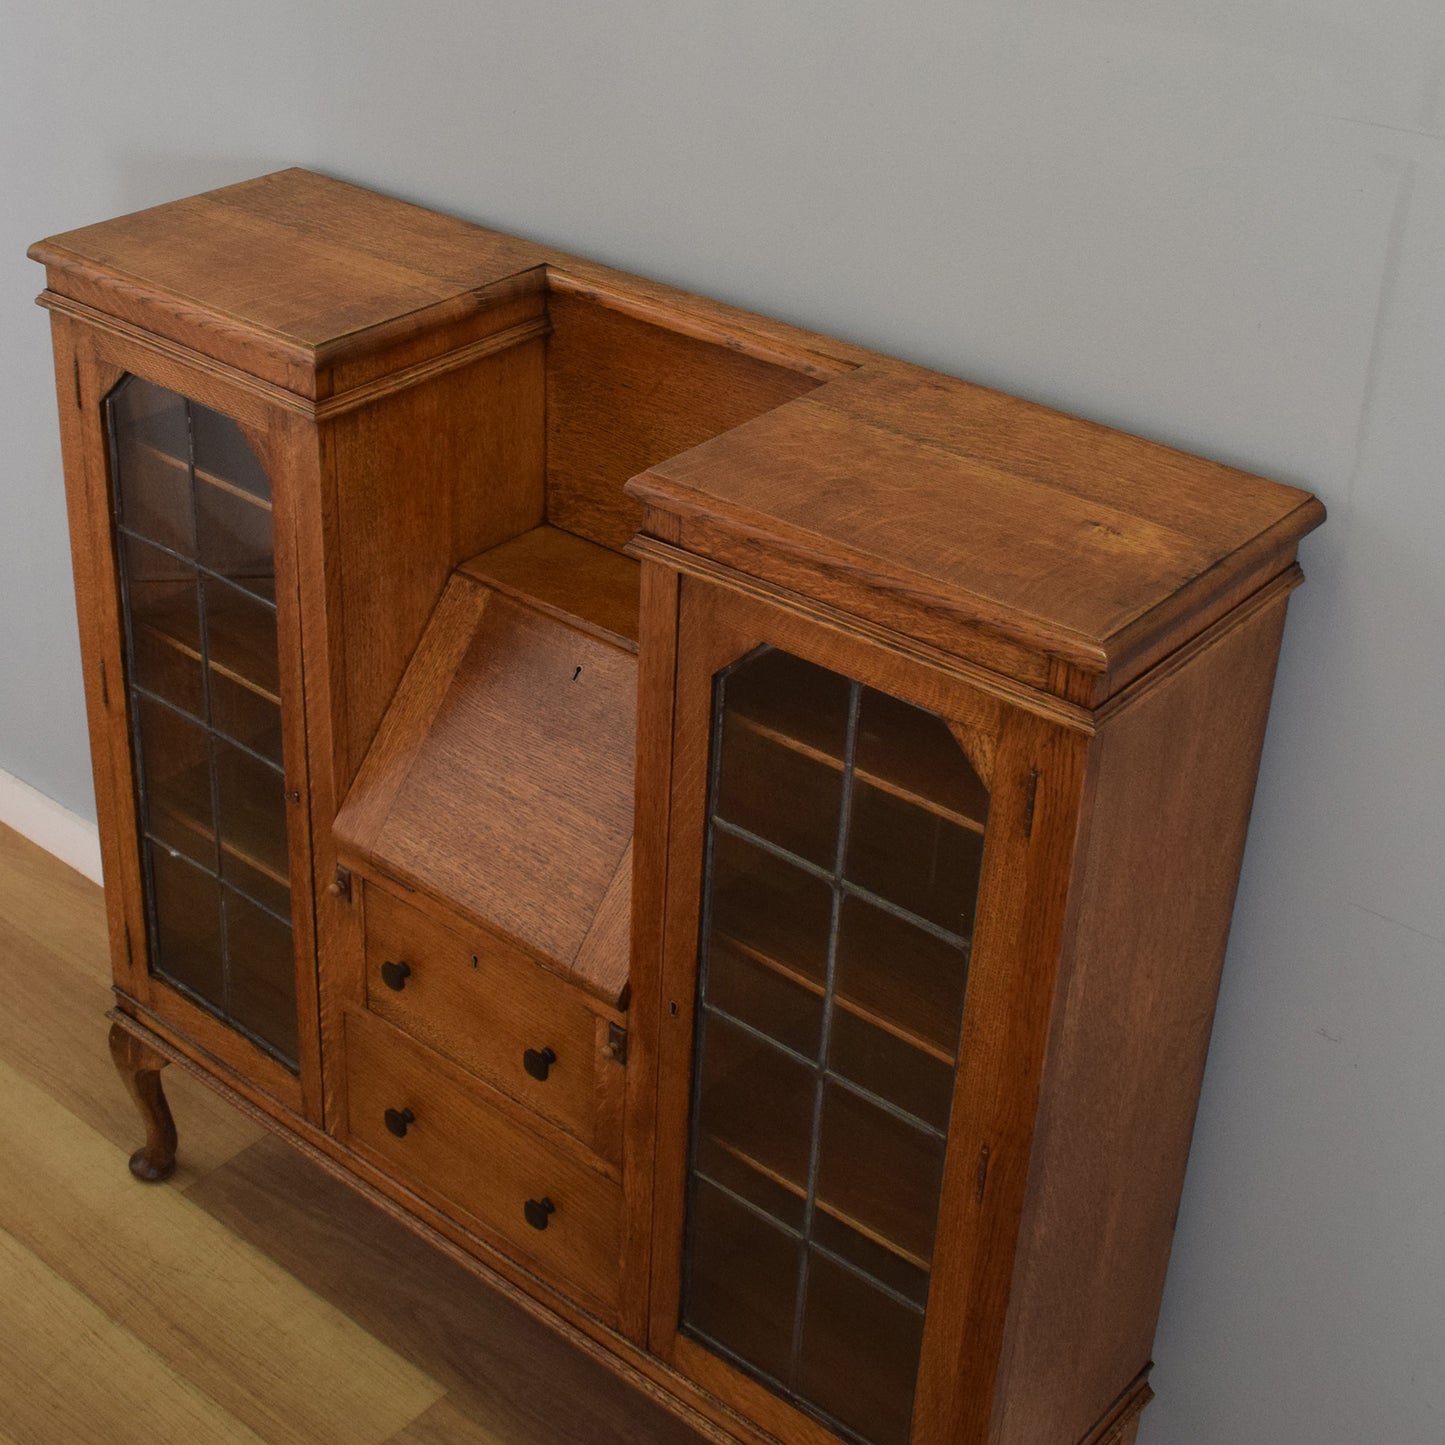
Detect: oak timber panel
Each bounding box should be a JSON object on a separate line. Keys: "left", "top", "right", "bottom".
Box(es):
{"left": 989, "top": 592, "right": 1291, "bottom": 1445}
{"left": 335, "top": 576, "right": 635, "bottom": 998}
{"left": 812, "top": 362, "right": 1306, "bottom": 549}
{"left": 333, "top": 339, "right": 545, "bottom": 778}
{"left": 29, "top": 169, "right": 551, "bottom": 394}
{"left": 630, "top": 393, "right": 1322, "bottom": 694}
{"left": 544, "top": 289, "right": 823, "bottom": 552}
{"left": 362, "top": 883, "right": 623, "bottom": 1164}
{"left": 342, "top": 1009, "right": 623, "bottom": 1317}
{"left": 459, "top": 524, "right": 641, "bottom": 651}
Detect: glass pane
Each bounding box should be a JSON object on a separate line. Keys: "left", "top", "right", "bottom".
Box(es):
{"left": 708, "top": 830, "right": 832, "bottom": 988}
{"left": 855, "top": 688, "right": 988, "bottom": 827}
{"left": 122, "top": 536, "right": 204, "bottom": 717}
{"left": 105, "top": 375, "right": 298, "bottom": 1074}
{"left": 682, "top": 646, "right": 992, "bottom": 1445}
{"left": 202, "top": 576, "right": 279, "bottom": 701}
{"left": 829, "top": 1009, "right": 956, "bottom": 1135}
{"left": 210, "top": 672, "right": 283, "bottom": 765}
{"left": 134, "top": 697, "right": 214, "bottom": 868}
{"left": 714, "top": 713, "right": 841, "bottom": 868}
{"left": 845, "top": 780, "right": 983, "bottom": 935}
{"left": 110, "top": 380, "right": 194, "bottom": 556}
{"left": 812, "top": 1211, "right": 930, "bottom": 1311}
{"left": 708, "top": 942, "right": 823, "bottom": 1060}
{"left": 197, "top": 476, "right": 275, "bottom": 601}
{"left": 192, "top": 404, "right": 271, "bottom": 502}
{"left": 816, "top": 1080, "right": 948, "bottom": 1267}
{"left": 684, "top": 1179, "right": 801, "bottom": 1386}
{"left": 214, "top": 737, "right": 289, "bottom": 889}
{"left": 147, "top": 844, "right": 224, "bottom": 1009}
{"left": 224, "top": 888, "right": 298, "bottom": 1063}
{"left": 835, "top": 895, "right": 969, "bottom": 1062}
{"left": 722, "top": 648, "right": 850, "bottom": 760}
{"left": 693, "top": 1013, "right": 815, "bottom": 1232}
{"left": 797, "top": 1252, "right": 926, "bottom": 1445}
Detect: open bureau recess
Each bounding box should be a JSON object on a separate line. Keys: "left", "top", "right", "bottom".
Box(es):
{"left": 30, "top": 169, "right": 1324, "bottom": 1445}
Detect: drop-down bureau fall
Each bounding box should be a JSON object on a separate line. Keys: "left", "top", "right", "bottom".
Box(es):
{"left": 30, "top": 168, "right": 1323, "bottom": 1445}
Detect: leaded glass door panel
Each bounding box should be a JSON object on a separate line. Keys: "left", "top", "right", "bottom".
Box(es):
{"left": 105, "top": 375, "right": 301, "bottom": 1070}
{"left": 651, "top": 579, "right": 1019, "bottom": 1445}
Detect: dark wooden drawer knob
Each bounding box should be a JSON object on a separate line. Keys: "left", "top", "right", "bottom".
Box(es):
{"left": 522, "top": 1046, "right": 557, "bottom": 1081}
{"left": 524, "top": 1196, "right": 556, "bottom": 1231}
{"left": 380, "top": 959, "right": 412, "bottom": 991}
{"left": 384, "top": 1106, "right": 415, "bottom": 1138}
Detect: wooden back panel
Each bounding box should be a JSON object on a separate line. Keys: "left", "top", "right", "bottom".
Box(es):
{"left": 544, "top": 289, "right": 824, "bottom": 552}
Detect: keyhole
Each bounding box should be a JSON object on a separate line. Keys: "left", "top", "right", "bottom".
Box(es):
{"left": 572, "top": 665, "right": 582, "bottom": 681}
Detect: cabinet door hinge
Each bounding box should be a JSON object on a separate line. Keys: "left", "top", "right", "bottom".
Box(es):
{"left": 99, "top": 658, "right": 109, "bottom": 706}
{"left": 73, "top": 358, "right": 82, "bottom": 408}
{"left": 1022, "top": 767, "right": 1040, "bottom": 839}
{"left": 122, "top": 920, "right": 133, "bottom": 968}
{"left": 603, "top": 1022, "right": 628, "bottom": 1067}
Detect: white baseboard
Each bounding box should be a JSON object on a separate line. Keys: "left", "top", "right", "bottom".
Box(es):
{"left": 0, "top": 769, "right": 103, "bottom": 885}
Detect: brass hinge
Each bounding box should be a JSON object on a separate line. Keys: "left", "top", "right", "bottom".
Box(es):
{"left": 603, "top": 1022, "right": 628, "bottom": 1067}
{"left": 1022, "top": 767, "right": 1040, "bottom": 839}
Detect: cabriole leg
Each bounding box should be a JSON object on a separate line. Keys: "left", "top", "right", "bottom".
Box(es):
{"left": 108, "top": 1021, "right": 178, "bottom": 1182}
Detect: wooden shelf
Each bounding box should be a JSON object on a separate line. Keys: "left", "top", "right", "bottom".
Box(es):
{"left": 459, "top": 524, "right": 639, "bottom": 652}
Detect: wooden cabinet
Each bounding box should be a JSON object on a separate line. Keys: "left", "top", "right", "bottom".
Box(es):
{"left": 30, "top": 169, "right": 1324, "bottom": 1445}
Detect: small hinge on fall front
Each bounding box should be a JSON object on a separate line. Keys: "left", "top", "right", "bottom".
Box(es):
{"left": 1022, "top": 767, "right": 1041, "bottom": 838}
{"left": 603, "top": 1022, "right": 628, "bottom": 1067}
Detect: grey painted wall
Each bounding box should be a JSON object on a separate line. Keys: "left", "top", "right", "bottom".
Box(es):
{"left": 3, "top": 4, "right": 1441, "bottom": 1441}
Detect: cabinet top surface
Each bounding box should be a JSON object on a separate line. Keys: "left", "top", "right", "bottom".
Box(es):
{"left": 29, "top": 168, "right": 546, "bottom": 352}
{"left": 31, "top": 167, "right": 1324, "bottom": 700}
{"left": 629, "top": 364, "right": 1324, "bottom": 696}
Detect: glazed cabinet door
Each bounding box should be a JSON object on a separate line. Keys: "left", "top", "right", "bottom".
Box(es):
{"left": 647, "top": 576, "right": 1085, "bottom": 1445}
{"left": 54, "top": 319, "right": 320, "bottom": 1119}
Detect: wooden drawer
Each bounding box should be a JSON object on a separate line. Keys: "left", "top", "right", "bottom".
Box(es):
{"left": 341, "top": 1007, "right": 622, "bottom": 1315}
{"left": 363, "top": 884, "right": 623, "bottom": 1164}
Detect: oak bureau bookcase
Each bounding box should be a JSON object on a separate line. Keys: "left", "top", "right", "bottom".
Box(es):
{"left": 29, "top": 169, "right": 1324, "bottom": 1445}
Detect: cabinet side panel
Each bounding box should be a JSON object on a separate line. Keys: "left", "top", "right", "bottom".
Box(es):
{"left": 46, "top": 315, "right": 141, "bottom": 993}
{"left": 992, "top": 592, "right": 1292, "bottom": 1445}
{"left": 333, "top": 338, "right": 546, "bottom": 779}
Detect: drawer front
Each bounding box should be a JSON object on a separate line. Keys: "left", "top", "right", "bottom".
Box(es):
{"left": 342, "top": 1008, "right": 622, "bottom": 1314}
{"left": 363, "top": 884, "right": 622, "bottom": 1164}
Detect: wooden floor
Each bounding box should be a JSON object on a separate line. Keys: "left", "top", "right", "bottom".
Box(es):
{"left": 0, "top": 822, "right": 707, "bottom": 1445}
